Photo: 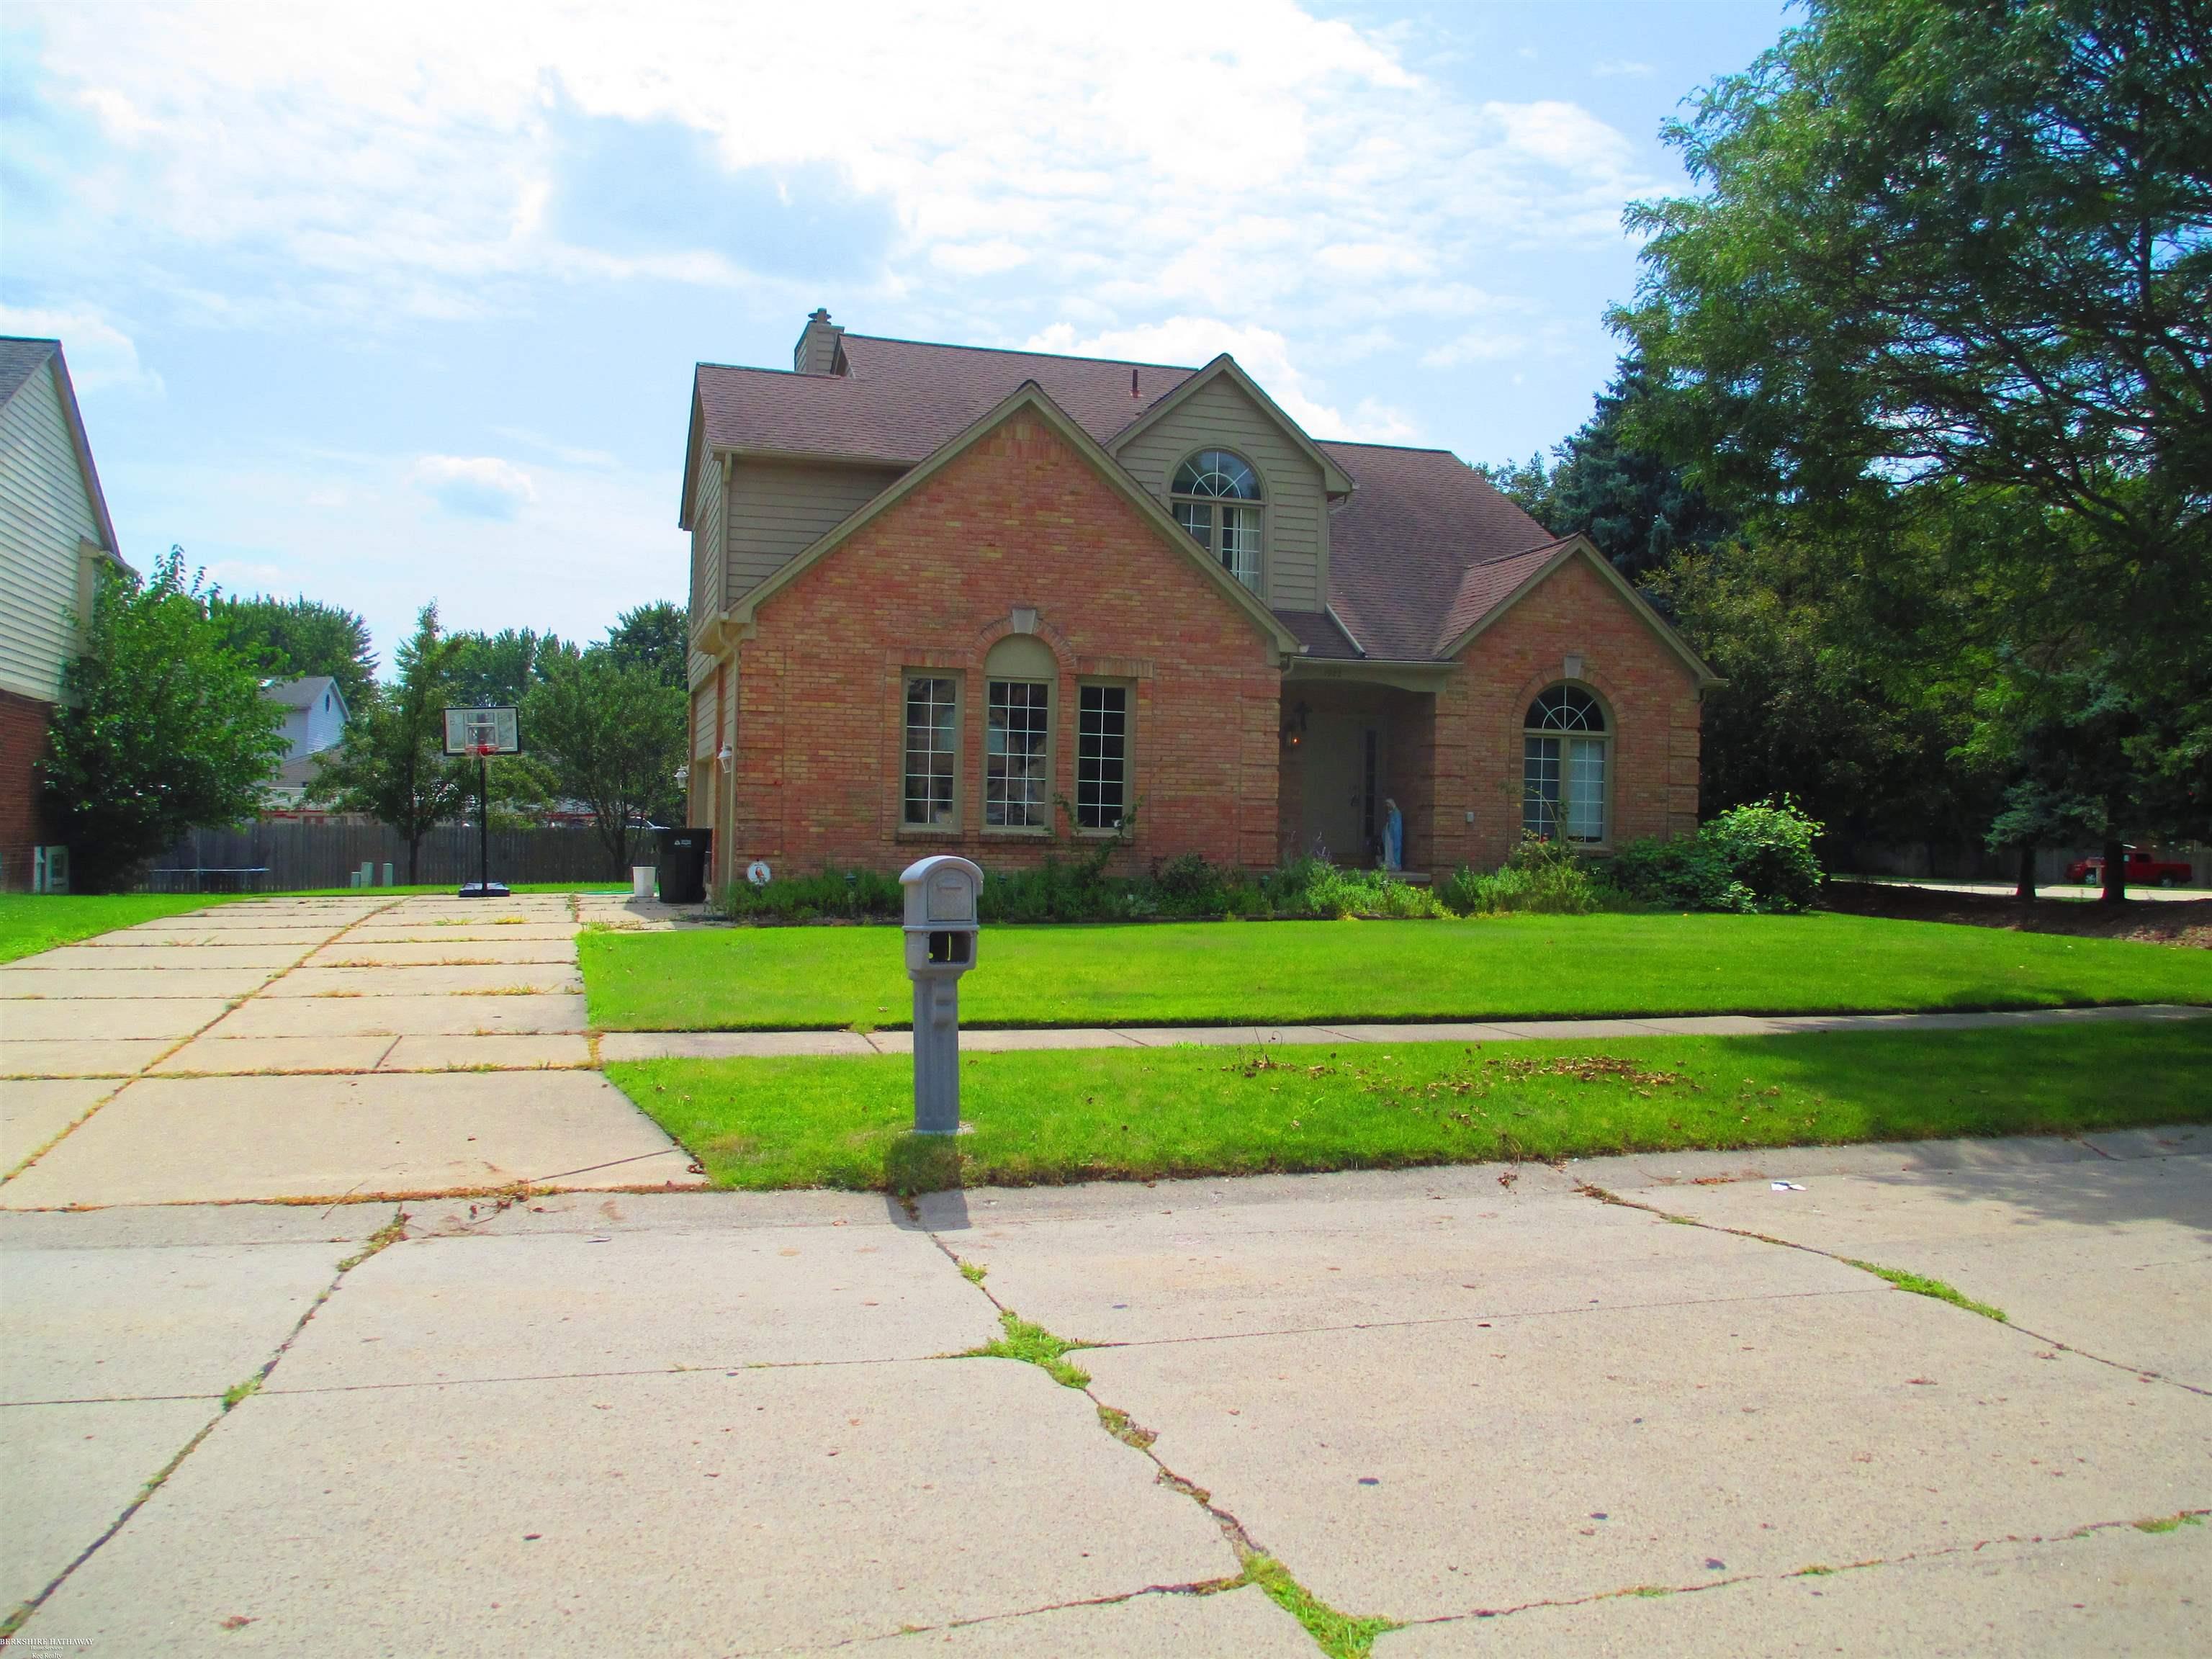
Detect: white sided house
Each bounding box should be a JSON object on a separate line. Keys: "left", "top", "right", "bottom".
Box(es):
{"left": 258, "top": 675, "right": 352, "bottom": 810}
{"left": 0, "top": 337, "right": 128, "bottom": 890}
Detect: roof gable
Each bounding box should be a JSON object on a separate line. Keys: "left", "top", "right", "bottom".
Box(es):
{"left": 1436, "top": 535, "right": 1719, "bottom": 685}
{"left": 0, "top": 337, "right": 124, "bottom": 565}
{"left": 1108, "top": 355, "right": 1354, "bottom": 495}
{"left": 728, "top": 381, "right": 1302, "bottom": 657}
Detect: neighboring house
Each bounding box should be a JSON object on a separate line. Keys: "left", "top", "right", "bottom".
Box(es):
{"left": 679, "top": 310, "right": 1717, "bottom": 884}
{"left": 257, "top": 675, "right": 350, "bottom": 811}
{"left": 0, "top": 337, "right": 130, "bottom": 891}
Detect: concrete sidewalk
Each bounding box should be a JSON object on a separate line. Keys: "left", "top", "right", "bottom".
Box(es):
{"left": 598, "top": 999, "right": 2209, "bottom": 1060}
{"left": 5, "top": 1127, "right": 2205, "bottom": 1654}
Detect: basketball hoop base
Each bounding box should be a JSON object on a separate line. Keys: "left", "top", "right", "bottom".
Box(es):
{"left": 457, "top": 881, "right": 511, "bottom": 899}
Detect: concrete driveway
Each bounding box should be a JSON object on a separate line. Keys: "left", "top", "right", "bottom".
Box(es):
{"left": 4, "top": 1128, "right": 2204, "bottom": 1654}
{"left": 1, "top": 893, "right": 703, "bottom": 1203}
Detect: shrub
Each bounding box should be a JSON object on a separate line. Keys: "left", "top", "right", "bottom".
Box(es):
{"left": 1607, "top": 798, "right": 1825, "bottom": 914}
{"left": 1264, "top": 858, "right": 1451, "bottom": 920}
{"left": 721, "top": 866, "right": 902, "bottom": 922}
{"left": 1439, "top": 835, "right": 1604, "bottom": 915}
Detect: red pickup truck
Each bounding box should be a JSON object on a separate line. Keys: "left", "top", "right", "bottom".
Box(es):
{"left": 2065, "top": 848, "right": 2195, "bottom": 887}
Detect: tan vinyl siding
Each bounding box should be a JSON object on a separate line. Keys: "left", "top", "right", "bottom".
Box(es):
{"left": 726, "top": 459, "right": 902, "bottom": 601}
{"left": 691, "top": 684, "right": 717, "bottom": 758}
{"left": 0, "top": 361, "right": 104, "bottom": 702}
{"left": 690, "top": 449, "right": 725, "bottom": 634}
{"left": 1112, "top": 375, "right": 1328, "bottom": 613}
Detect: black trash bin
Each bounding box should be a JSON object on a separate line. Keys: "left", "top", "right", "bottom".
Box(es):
{"left": 656, "top": 826, "right": 713, "bottom": 904}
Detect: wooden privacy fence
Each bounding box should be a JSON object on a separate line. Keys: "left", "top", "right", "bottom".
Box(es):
{"left": 144, "top": 822, "right": 662, "bottom": 891}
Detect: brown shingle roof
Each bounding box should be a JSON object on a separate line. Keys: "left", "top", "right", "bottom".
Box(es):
{"left": 1272, "top": 608, "right": 1364, "bottom": 660}
{"left": 1316, "top": 442, "right": 1558, "bottom": 660}
{"left": 696, "top": 334, "right": 1198, "bottom": 464}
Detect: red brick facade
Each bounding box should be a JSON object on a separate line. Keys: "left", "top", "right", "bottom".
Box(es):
{"left": 699, "top": 414, "right": 1702, "bottom": 884}
{"left": 1, "top": 686, "right": 56, "bottom": 891}
{"left": 721, "top": 410, "right": 1284, "bottom": 875}
{"left": 1426, "top": 553, "right": 1703, "bottom": 873}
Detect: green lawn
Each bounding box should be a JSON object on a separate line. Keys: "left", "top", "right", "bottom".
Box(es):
{"left": 606, "top": 1019, "right": 2212, "bottom": 1193}
{"left": 580, "top": 913, "right": 2212, "bottom": 1031}
{"left": 0, "top": 894, "right": 252, "bottom": 963}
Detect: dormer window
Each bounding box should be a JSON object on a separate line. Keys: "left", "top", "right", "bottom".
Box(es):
{"left": 1172, "top": 450, "right": 1262, "bottom": 590}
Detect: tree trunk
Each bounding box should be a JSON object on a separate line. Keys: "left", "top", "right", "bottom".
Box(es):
{"left": 407, "top": 835, "right": 421, "bottom": 886}
{"left": 2100, "top": 837, "right": 2127, "bottom": 904}
{"left": 2014, "top": 843, "right": 2036, "bottom": 902}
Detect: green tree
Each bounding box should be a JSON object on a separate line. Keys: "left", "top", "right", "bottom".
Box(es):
{"left": 523, "top": 645, "right": 688, "bottom": 876}
{"left": 40, "top": 548, "right": 289, "bottom": 891}
{"left": 1615, "top": 0, "right": 2212, "bottom": 893}
{"left": 602, "top": 601, "right": 689, "bottom": 690}
{"left": 307, "top": 605, "right": 469, "bottom": 882}
{"left": 1480, "top": 359, "right": 1733, "bottom": 585}
{"left": 448, "top": 627, "right": 559, "bottom": 708}
{"left": 207, "top": 593, "right": 377, "bottom": 711}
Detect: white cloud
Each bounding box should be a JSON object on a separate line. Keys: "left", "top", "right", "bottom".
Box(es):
{"left": 1421, "top": 330, "right": 1529, "bottom": 369}
{"left": 411, "top": 455, "right": 537, "bottom": 521}
{"left": 1025, "top": 316, "right": 1417, "bottom": 444}
{"left": 0, "top": 305, "right": 163, "bottom": 394}
{"left": 20, "top": 1, "right": 1654, "bottom": 331}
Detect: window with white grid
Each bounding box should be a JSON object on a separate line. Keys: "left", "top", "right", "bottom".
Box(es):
{"left": 903, "top": 676, "right": 958, "bottom": 827}
{"left": 1523, "top": 685, "right": 1608, "bottom": 843}
{"left": 1076, "top": 683, "right": 1128, "bottom": 830}
{"left": 1172, "top": 449, "right": 1263, "bottom": 590}
{"left": 986, "top": 680, "right": 1051, "bottom": 829}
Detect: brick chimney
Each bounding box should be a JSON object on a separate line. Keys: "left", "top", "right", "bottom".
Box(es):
{"left": 793, "top": 308, "right": 846, "bottom": 375}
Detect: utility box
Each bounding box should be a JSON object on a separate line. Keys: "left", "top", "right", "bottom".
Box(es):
{"left": 657, "top": 827, "right": 713, "bottom": 904}
{"left": 899, "top": 855, "right": 983, "bottom": 1135}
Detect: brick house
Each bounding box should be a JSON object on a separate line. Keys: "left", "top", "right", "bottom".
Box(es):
{"left": 1, "top": 338, "right": 129, "bottom": 891}
{"left": 680, "top": 311, "right": 1715, "bottom": 886}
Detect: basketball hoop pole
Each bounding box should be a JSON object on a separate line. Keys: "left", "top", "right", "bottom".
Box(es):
{"left": 477, "top": 749, "right": 490, "bottom": 897}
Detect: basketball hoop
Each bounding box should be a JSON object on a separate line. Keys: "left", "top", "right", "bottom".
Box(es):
{"left": 444, "top": 707, "right": 522, "bottom": 899}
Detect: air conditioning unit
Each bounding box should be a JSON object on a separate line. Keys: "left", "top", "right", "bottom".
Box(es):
{"left": 32, "top": 845, "right": 70, "bottom": 894}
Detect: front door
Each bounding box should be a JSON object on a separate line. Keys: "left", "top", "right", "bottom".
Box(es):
{"left": 1300, "top": 712, "right": 1379, "bottom": 864}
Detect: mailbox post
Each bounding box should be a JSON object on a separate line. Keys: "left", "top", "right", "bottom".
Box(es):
{"left": 899, "top": 855, "right": 982, "bottom": 1135}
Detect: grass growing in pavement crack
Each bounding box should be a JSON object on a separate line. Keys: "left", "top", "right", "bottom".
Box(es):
{"left": 1096, "top": 1405, "right": 1157, "bottom": 1450}
{"left": 962, "top": 1309, "right": 1094, "bottom": 1388}
{"left": 220, "top": 1375, "right": 262, "bottom": 1411}
{"left": 1238, "top": 1555, "right": 1399, "bottom": 1658}
{"left": 957, "top": 1259, "right": 987, "bottom": 1285}
{"left": 337, "top": 1212, "right": 408, "bottom": 1273}
{"left": 2134, "top": 1512, "right": 2206, "bottom": 1534}
{"left": 1844, "top": 1260, "right": 2008, "bottom": 1322}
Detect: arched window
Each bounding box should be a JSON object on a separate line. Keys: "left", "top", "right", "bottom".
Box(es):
{"left": 983, "top": 634, "right": 1056, "bottom": 831}
{"left": 1522, "top": 685, "right": 1609, "bottom": 843}
{"left": 1172, "top": 450, "right": 1262, "bottom": 590}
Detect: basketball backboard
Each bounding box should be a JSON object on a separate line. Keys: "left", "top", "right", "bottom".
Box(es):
{"left": 443, "top": 706, "right": 521, "bottom": 756}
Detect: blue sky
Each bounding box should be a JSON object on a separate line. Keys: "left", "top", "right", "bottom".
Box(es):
{"left": 2, "top": 1, "right": 1791, "bottom": 671}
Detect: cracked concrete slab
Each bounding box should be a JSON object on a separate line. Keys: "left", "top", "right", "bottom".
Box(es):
{"left": 1, "top": 1397, "right": 217, "bottom": 1614}
{"left": 1, "top": 1039, "right": 172, "bottom": 1078}
{"left": 828, "top": 1583, "right": 1314, "bottom": 1655}
{"left": 0, "top": 967, "right": 280, "bottom": 999}
{"left": 399, "top": 1187, "right": 904, "bottom": 1237}
{"left": 12, "top": 943, "right": 315, "bottom": 970}
{"left": 0, "top": 1072, "right": 702, "bottom": 1208}
{"left": 148, "top": 1035, "right": 400, "bottom": 1076}
{"left": 343, "top": 922, "right": 580, "bottom": 943}
{"left": 1, "top": 999, "right": 233, "bottom": 1041}
{"left": 305, "top": 939, "right": 580, "bottom": 966}
{"left": 208, "top": 992, "right": 588, "bottom": 1037}
{"left": 1635, "top": 1154, "right": 2212, "bottom": 1389}
{"left": 942, "top": 1172, "right": 1861, "bottom": 1347}
{"left": 1376, "top": 1519, "right": 2211, "bottom": 1656}
{"left": 18, "top": 1361, "right": 1240, "bottom": 1658}
{"left": 264, "top": 964, "right": 583, "bottom": 997}
{"left": 3, "top": 1228, "right": 352, "bottom": 1403}
{"left": 374, "top": 1034, "right": 594, "bottom": 1071}
{"left": 266, "top": 1220, "right": 997, "bottom": 1388}
{"left": 2, "top": 1079, "right": 113, "bottom": 1172}
{"left": 1079, "top": 1278, "right": 2207, "bottom": 1622}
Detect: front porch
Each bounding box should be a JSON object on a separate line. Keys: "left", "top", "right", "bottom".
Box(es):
{"left": 1276, "top": 666, "right": 1442, "bottom": 876}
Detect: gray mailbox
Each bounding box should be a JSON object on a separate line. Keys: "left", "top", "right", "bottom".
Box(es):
{"left": 899, "top": 855, "right": 983, "bottom": 1135}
